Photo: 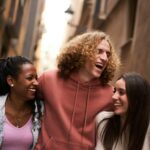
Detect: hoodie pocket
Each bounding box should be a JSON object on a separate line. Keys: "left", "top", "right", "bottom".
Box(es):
{"left": 44, "top": 137, "right": 90, "bottom": 150}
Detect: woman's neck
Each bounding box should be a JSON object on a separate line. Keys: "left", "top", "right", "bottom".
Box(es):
{"left": 7, "top": 94, "right": 30, "bottom": 111}
{"left": 6, "top": 94, "right": 32, "bottom": 128}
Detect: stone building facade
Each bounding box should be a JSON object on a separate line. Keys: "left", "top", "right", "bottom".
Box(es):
{"left": 0, "top": 0, "right": 45, "bottom": 61}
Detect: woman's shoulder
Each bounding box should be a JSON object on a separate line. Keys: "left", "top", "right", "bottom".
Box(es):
{"left": 0, "top": 94, "right": 7, "bottom": 106}
{"left": 96, "top": 111, "right": 114, "bottom": 124}
{"left": 142, "top": 121, "right": 150, "bottom": 150}
{"left": 147, "top": 121, "right": 150, "bottom": 135}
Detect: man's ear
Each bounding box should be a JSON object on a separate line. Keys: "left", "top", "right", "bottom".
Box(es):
{"left": 6, "top": 75, "right": 15, "bottom": 87}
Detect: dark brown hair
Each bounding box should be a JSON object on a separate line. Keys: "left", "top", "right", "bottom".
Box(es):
{"left": 99, "top": 72, "right": 150, "bottom": 150}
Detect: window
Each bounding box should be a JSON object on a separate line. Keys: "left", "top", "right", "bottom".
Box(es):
{"left": 95, "top": 0, "right": 120, "bottom": 20}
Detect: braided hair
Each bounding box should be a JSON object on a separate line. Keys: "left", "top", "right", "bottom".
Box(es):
{"left": 0, "top": 56, "right": 43, "bottom": 120}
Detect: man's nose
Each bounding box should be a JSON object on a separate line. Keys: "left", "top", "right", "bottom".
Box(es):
{"left": 100, "top": 52, "right": 108, "bottom": 61}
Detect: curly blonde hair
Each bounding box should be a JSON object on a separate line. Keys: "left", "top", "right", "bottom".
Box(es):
{"left": 57, "top": 31, "right": 120, "bottom": 84}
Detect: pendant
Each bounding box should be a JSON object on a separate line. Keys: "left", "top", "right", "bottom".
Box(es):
{"left": 15, "top": 118, "right": 21, "bottom": 128}
{"left": 16, "top": 125, "right": 20, "bottom": 128}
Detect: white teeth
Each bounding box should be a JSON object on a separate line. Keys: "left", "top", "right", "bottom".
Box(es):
{"left": 96, "top": 62, "right": 103, "bottom": 66}
{"left": 114, "top": 100, "right": 122, "bottom": 106}
{"left": 29, "top": 89, "right": 36, "bottom": 92}
{"left": 114, "top": 103, "right": 121, "bottom": 106}
{"left": 95, "top": 63, "right": 103, "bottom": 69}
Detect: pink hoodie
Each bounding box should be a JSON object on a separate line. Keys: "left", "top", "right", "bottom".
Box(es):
{"left": 35, "top": 70, "right": 113, "bottom": 150}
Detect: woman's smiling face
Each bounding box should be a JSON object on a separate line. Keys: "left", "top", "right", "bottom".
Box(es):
{"left": 113, "top": 78, "right": 128, "bottom": 117}
{"left": 9, "top": 63, "right": 38, "bottom": 100}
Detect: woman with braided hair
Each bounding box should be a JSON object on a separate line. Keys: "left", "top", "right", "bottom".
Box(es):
{"left": 0, "top": 56, "right": 43, "bottom": 150}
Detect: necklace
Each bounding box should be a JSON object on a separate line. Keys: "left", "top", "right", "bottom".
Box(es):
{"left": 6, "top": 96, "right": 32, "bottom": 128}
{"left": 15, "top": 118, "right": 22, "bottom": 128}
{"left": 14, "top": 112, "right": 30, "bottom": 128}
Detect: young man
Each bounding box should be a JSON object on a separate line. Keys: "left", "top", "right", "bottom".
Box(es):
{"left": 35, "top": 31, "right": 120, "bottom": 150}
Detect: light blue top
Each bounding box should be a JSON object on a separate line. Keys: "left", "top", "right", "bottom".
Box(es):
{"left": 0, "top": 94, "right": 43, "bottom": 150}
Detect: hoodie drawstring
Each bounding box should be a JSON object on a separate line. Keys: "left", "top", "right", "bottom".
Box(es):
{"left": 81, "top": 86, "right": 90, "bottom": 145}
{"left": 67, "top": 82, "right": 79, "bottom": 141}
{"left": 68, "top": 82, "right": 91, "bottom": 146}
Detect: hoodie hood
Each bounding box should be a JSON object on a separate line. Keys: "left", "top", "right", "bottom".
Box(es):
{"left": 70, "top": 72, "right": 102, "bottom": 88}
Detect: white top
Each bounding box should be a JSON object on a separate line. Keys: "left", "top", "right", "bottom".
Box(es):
{"left": 95, "top": 111, "right": 150, "bottom": 150}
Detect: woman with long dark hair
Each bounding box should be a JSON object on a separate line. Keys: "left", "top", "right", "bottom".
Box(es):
{"left": 95, "top": 72, "right": 150, "bottom": 150}
{"left": 0, "top": 56, "right": 43, "bottom": 149}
